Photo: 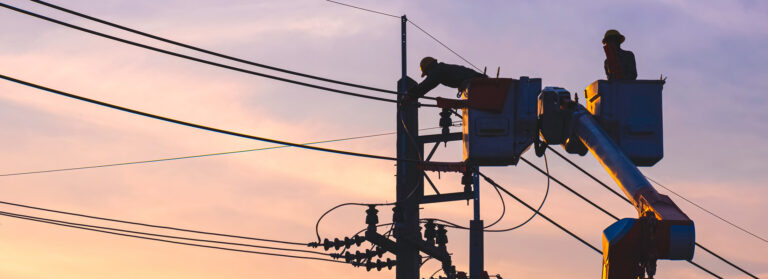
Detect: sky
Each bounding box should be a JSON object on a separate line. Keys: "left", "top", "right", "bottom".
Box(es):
{"left": 0, "top": 0, "right": 766, "bottom": 278}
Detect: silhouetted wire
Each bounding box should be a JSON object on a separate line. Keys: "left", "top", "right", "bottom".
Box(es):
{"left": 0, "top": 212, "right": 343, "bottom": 263}
{"left": 0, "top": 74, "right": 405, "bottom": 162}
{"left": 326, "top": 0, "right": 399, "bottom": 18}
{"left": 407, "top": 19, "right": 482, "bottom": 72}
{"left": 645, "top": 176, "right": 768, "bottom": 245}
{"left": 544, "top": 147, "right": 756, "bottom": 279}
{"left": 316, "top": 202, "right": 396, "bottom": 242}
{"left": 0, "top": 3, "right": 433, "bottom": 105}
{"left": 484, "top": 154, "right": 550, "bottom": 232}
{"left": 0, "top": 210, "right": 328, "bottom": 256}
{"left": 483, "top": 177, "right": 506, "bottom": 228}
{"left": 429, "top": 267, "right": 443, "bottom": 278}
{"left": 31, "top": 0, "right": 402, "bottom": 96}
{"left": 0, "top": 124, "right": 459, "bottom": 177}
{"left": 0, "top": 200, "right": 308, "bottom": 246}
{"left": 521, "top": 156, "right": 726, "bottom": 278}
{"left": 479, "top": 173, "right": 609, "bottom": 254}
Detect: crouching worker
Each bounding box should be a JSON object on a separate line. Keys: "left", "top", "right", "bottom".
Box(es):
{"left": 402, "top": 57, "right": 486, "bottom": 103}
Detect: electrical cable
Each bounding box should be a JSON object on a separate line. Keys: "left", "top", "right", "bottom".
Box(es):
{"left": 0, "top": 73, "right": 405, "bottom": 162}
{"left": 0, "top": 125, "right": 458, "bottom": 177}
{"left": 407, "top": 19, "right": 482, "bottom": 72}
{"left": 484, "top": 154, "right": 550, "bottom": 232}
{"left": 521, "top": 155, "right": 726, "bottom": 278}
{"left": 0, "top": 3, "right": 428, "bottom": 105}
{"left": 478, "top": 173, "right": 601, "bottom": 253}
{"left": 325, "top": 0, "right": 399, "bottom": 18}
{"left": 645, "top": 176, "right": 768, "bottom": 245}
{"left": 0, "top": 210, "right": 328, "bottom": 256}
{"left": 0, "top": 199, "right": 307, "bottom": 246}
{"left": 543, "top": 147, "right": 757, "bottom": 279}
{"left": 483, "top": 177, "right": 506, "bottom": 228}
{"left": 31, "top": 0, "right": 403, "bottom": 96}
{"left": 0, "top": 211, "right": 343, "bottom": 264}
{"left": 315, "top": 202, "right": 395, "bottom": 242}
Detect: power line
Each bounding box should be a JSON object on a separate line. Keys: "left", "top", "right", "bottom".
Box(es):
{"left": 315, "top": 202, "right": 395, "bottom": 242}
{"left": 486, "top": 154, "right": 550, "bottom": 232}
{"left": 522, "top": 156, "right": 730, "bottom": 278}
{"left": 0, "top": 200, "right": 307, "bottom": 246}
{"left": 479, "top": 172, "right": 723, "bottom": 279}
{"left": 0, "top": 124, "right": 459, "bottom": 177}
{"left": 0, "top": 210, "right": 328, "bottom": 256}
{"left": 477, "top": 173, "right": 601, "bottom": 254}
{"left": 321, "top": 0, "right": 482, "bottom": 74}
{"left": 0, "top": 73, "right": 404, "bottom": 162}
{"left": 407, "top": 19, "right": 482, "bottom": 72}
{"left": 549, "top": 146, "right": 768, "bottom": 243}
{"left": 645, "top": 176, "right": 768, "bottom": 245}
{"left": 0, "top": 211, "right": 343, "bottom": 264}
{"left": 31, "top": 0, "right": 402, "bottom": 96}
{"left": 544, "top": 147, "right": 760, "bottom": 278}
{"left": 0, "top": 3, "right": 430, "bottom": 105}
{"left": 326, "top": 0, "right": 399, "bottom": 18}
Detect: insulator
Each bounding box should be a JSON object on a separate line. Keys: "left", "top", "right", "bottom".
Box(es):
{"left": 365, "top": 205, "right": 379, "bottom": 227}
{"left": 436, "top": 224, "right": 448, "bottom": 246}
{"left": 424, "top": 220, "right": 436, "bottom": 245}
{"left": 322, "top": 239, "right": 333, "bottom": 250}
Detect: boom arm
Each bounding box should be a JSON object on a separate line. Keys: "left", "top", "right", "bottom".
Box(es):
{"left": 538, "top": 87, "right": 695, "bottom": 279}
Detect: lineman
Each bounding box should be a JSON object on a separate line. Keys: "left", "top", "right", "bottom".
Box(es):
{"left": 402, "top": 57, "right": 486, "bottom": 103}
{"left": 602, "top": 29, "right": 638, "bottom": 80}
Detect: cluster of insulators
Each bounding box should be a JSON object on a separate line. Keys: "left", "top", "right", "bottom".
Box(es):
{"left": 330, "top": 247, "right": 385, "bottom": 263}
{"left": 430, "top": 271, "right": 501, "bottom": 279}
{"left": 307, "top": 235, "right": 365, "bottom": 251}
{"left": 351, "top": 258, "right": 396, "bottom": 271}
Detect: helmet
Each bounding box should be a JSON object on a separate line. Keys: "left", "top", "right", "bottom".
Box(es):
{"left": 602, "top": 29, "right": 625, "bottom": 44}
{"left": 420, "top": 57, "right": 437, "bottom": 77}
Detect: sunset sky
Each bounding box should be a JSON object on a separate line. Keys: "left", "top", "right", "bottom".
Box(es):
{"left": 0, "top": 0, "right": 766, "bottom": 278}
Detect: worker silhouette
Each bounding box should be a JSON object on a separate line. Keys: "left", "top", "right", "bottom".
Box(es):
{"left": 402, "top": 57, "right": 486, "bottom": 103}
{"left": 602, "top": 29, "right": 637, "bottom": 80}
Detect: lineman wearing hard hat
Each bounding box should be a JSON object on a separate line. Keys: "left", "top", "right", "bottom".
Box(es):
{"left": 402, "top": 57, "right": 486, "bottom": 103}
{"left": 602, "top": 29, "right": 637, "bottom": 80}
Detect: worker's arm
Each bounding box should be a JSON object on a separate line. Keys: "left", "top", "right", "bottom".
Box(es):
{"left": 624, "top": 51, "right": 638, "bottom": 80}
{"left": 407, "top": 73, "right": 440, "bottom": 99}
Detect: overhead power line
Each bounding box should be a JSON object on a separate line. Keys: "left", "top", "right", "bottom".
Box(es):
{"left": 477, "top": 173, "right": 601, "bottom": 254}
{"left": 0, "top": 210, "right": 327, "bottom": 256}
{"left": 0, "top": 73, "right": 404, "bottom": 162}
{"left": 542, "top": 148, "right": 758, "bottom": 278}
{"left": 646, "top": 176, "right": 768, "bottom": 245}
{"left": 0, "top": 200, "right": 307, "bottom": 246}
{"left": 522, "top": 155, "right": 734, "bottom": 278}
{"left": 547, "top": 146, "right": 768, "bottom": 245}
{"left": 478, "top": 172, "right": 723, "bottom": 279}
{"left": 0, "top": 211, "right": 342, "bottom": 264}
{"left": 322, "top": 0, "right": 482, "bottom": 73}
{"left": 0, "top": 124, "right": 459, "bottom": 177}
{"left": 407, "top": 20, "right": 482, "bottom": 72}
{"left": 31, "top": 0, "right": 402, "bottom": 96}
{"left": 326, "top": 0, "right": 399, "bottom": 18}
{"left": 0, "top": 3, "right": 438, "bottom": 105}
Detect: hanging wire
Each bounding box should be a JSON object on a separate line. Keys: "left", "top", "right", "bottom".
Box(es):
{"left": 31, "top": 0, "right": 400, "bottom": 95}
{"left": 0, "top": 211, "right": 343, "bottom": 264}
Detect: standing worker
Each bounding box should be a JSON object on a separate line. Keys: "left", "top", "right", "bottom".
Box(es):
{"left": 603, "top": 29, "right": 638, "bottom": 80}
{"left": 402, "top": 57, "right": 487, "bottom": 103}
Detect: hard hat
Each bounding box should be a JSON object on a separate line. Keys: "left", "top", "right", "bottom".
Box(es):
{"left": 420, "top": 57, "right": 437, "bottom": 77}
{"left": 602, "top": 29, "right": 625, "bottom": 44}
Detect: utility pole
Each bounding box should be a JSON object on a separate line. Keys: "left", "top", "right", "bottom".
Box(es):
{"left": 396, "top": 14, "right": 422, "bottom": 279}
{"left": 469, "top": 169, "right": 484, "bottom": 279}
